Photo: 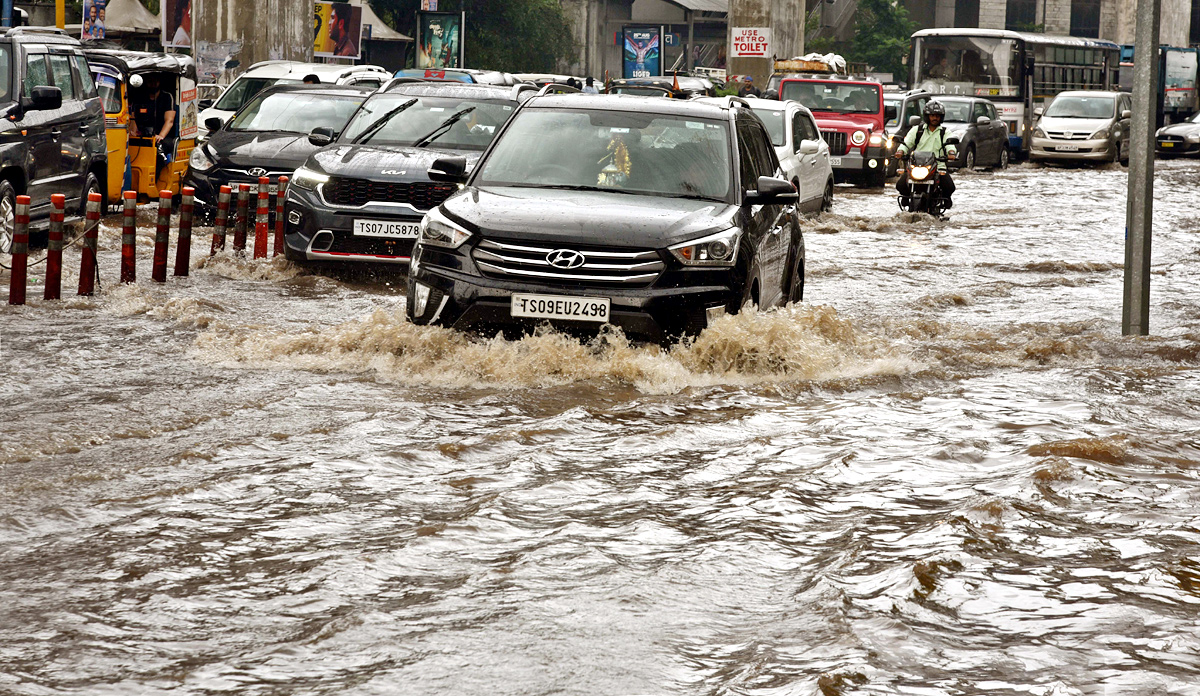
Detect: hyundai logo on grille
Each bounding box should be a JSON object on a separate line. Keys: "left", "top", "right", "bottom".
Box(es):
{"left": 547, "top": 249, "right": 586, "bottom": 269}
{"left": 247, "top": 167, "right": 268, "bottom": 178}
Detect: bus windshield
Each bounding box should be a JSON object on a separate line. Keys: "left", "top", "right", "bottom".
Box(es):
{"left": 914, "top": 36, "right": 1020, "bottom": 97}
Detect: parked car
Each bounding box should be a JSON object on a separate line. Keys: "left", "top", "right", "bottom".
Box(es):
{"left": 186, "top": 83, "right": 372, "bottom": 221}
{"left": 1155, "top": 111, "right": 1200, "bottom": 156}
{"left": 606, "top": 76, "right": 715, "bottom": 99}
{"left": 197, "top": 61, "right": 388, "bottom": 139}
{"left": 406, "top": 94, "right": 805, "bottom": 343}
{"left": 283, "top": 82, "right": 536, "bottom": 267}
{"left": 1030, "top": 90, "right": 1132, "bottom": 164}
{"left": 0, "top": 26, "right": 106, "bottom": 254}
{"left": 883, "top": 89, "right": 931, "bottom": 175}
{"left": 779, "top": 75, "right": 888, "bottom": 187}
{"left": 702, "top": 96, "right": 833, "bottom": 212}
{"left": 931, "top": 95, "right": 1011, "bottom": 170}
{"left": 393, "top": 68, "right": 517, "bottom": 86}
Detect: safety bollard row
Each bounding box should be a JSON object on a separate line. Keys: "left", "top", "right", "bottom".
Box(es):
{"left": 233, "top": 184, "right": 250, "bottom": 251}
{"left": 7, "top": 196, "right": 29, "bottom": 305}
{"left": 254, "top": 177, "right": 270, "bottom": 260}
{"left": 45, "top": 195, "right": 64, "bottom": 300}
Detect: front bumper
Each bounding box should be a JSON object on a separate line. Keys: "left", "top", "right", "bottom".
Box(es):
{"left": 185, "top": 165, "right": 299, "bottom": 218}
{"left": 829, "top": 145, "right": 887, "bottom": 173}
{"left": 1155, "top": 138, "right": 1200, "bottom": 155}
{"left": 1029, "top": 137, "right": 1114, "bottom": 161}
{"left": 283, "top": 183, "right": 422, "bottom": 266}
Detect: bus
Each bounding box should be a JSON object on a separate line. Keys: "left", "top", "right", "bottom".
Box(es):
{"left": 910, "top": 29, "right": 1121, "bottom": 155}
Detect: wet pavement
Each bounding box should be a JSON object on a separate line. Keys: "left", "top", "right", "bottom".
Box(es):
{"left": 3, "top": 160, "right": 1200, "bottom": 695}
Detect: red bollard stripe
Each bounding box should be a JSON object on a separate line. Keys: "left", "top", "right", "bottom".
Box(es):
{"left": 212, "top": 185, "right": 232, "bottom": 255}
{"left": 151, "top": 190, "right": 172, "bottom": 283}
{"left": 78, "top": 192, "right": 102, "bottom": 296}
{"left": 45, "top": 194, "right": 66, "bottom": 300}
{"left": 253, "top": 188, "right": 269, "bottom": 259}
{"left": 274, "top": 176, "right": 288, "bottom": 257}
{"left": 174, "top": 187, "right": 194, "bottom": 276}
{"left": 120, "top": 191, "right": 137, "bottom": 284}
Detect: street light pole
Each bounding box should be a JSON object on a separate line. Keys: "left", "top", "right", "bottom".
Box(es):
{"left": 1123, "top": 0, "right": 1161, "bottom": 336}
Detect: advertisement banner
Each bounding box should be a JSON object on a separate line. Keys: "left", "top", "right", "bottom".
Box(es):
{"left": 314, "top": 2, "right": 364, "bottom": 59}
{"left": 162, "top": 0, "right": 192, "bottom": 48}
{"left": 417, "top": 12, "right": 463, "bottom": 69}
{"left": 81, "top": 0, "right": 106, "bottom": 40}
{"left": 623, "top": 26, "right": 660, "bottom": 79}
{"left": 730, "top": 27, "right": 770, "bottom": 58}
{"left": 178, "top": 77, "right": 198, "bottom": 140}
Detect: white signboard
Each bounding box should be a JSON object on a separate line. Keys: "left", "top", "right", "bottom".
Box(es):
{"left": 731, "top": 27, "right": 771, "bottom": 58}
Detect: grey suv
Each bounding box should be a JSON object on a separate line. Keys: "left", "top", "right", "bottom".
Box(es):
{"left": 0, "top": 27, "right": 106, "bottom": 253}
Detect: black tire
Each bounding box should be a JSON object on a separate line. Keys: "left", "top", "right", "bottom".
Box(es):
{"left": 80, "top": 172, "right": 103, "bottom": 216}
{"left": 963, "top": 145, "right": 976, "bottom": 171}
{"left": 997, "top": 147, "right": 1009, "bottom": 169}
{"left": 821, "top": 180, "right": 834, "bottom": 212}
{"left": 787, "top": 255, "right": 805, "bottom": 304}
{"left": 0, "top": 179, "right": 15, "bottom": 255}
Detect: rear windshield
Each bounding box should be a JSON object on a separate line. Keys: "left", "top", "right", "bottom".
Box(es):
{"left": 751, "top": 107, "right": 786, "bottom": 146}
{"left": 229, "top": 91, "right": 365, "bottom": 133}
{"left": 610, "top": 86, "right": 669, "bottom": 97}
{"left": 214, "top": 77, "right": 299, "bottom": 111}
{"left": 781, "top": 81, "right": 880, "bottom": 115}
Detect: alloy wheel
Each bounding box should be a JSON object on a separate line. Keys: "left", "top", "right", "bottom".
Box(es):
{"left": 0, "top": 195, "right": 13, "bottom": 255}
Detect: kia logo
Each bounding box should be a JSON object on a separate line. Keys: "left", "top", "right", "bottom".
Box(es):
{"left": 247, "top": 167, "right": 267, "bottom": 178}
{"left": 546, "top": 249, "right": 586, "bottom": 269}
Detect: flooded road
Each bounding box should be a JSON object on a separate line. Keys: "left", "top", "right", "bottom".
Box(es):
{"left": 3, "top": 160, "right": 1200, "bottom": 695}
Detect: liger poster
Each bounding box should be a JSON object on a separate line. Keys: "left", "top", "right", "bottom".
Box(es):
{"left": 314, "top": 2, "right": 364, "bottom": 59}
{"left": 162, "top": 0, "right": 192, "bottom": 48}
{"left": 81, "top": 0, "right": 106, "bottom": 40}
{"left": 623, "top": 27, "right": 660, "bottom": 79}
{"left": 416, "top": 12, "right": 463, "bottom": 69}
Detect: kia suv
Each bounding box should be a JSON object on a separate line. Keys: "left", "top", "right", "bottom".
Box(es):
{"left": 406, "top": 95, "right": 805, "bottom": 342}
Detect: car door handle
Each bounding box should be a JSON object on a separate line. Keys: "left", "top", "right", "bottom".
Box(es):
{"left": 51, "top": 129, "right": 62, "bottom": 138}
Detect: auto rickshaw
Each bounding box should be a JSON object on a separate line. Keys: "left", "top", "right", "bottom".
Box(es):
{"left": 83, "top": 50, "right": 199, "bottom": 203}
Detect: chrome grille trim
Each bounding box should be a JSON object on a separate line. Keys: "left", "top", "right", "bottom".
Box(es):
{"left": 479, "top": 239, "right": 659, "bottom": 260}
{"left": 473, "top": 247, "right": 662, "bottom": 272}
{"left": 472, "top": 238, "right": 665, "bottom": 286}
{"left": 476, "top": 260, "right": 660, "bottom": 284}
{"left": 1045, "top": 131, "right": 1092, "bottom": 140}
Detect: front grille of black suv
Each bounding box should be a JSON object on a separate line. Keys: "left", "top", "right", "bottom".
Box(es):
{"left": 321, "top": 177, "right": 458, "bottom": 210}
{"left": 472, "top": 239, "right": 665, "bottom": 287}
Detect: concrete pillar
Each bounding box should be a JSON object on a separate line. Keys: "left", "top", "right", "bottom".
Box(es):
{"left": 979, "top": 0, "right": 1007, "bottom": 28}
{"left": 728, "top": 0, "right": 772, "bottom": 84}
{"left": 193, "top": 0, "right": 312, "bottom": 82}
{"left": 935, "top": 0, "right": 956, "bottom": 27}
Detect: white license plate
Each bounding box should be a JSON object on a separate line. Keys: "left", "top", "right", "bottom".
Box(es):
{"left": 1056, "top": 145, "right": 1079, "bottom": 152}
{"left": 829, "top": 156, "right": 842, "bottom": 166}
{"left": 511, "top": 294, "right": 610, "bottom": 323}
{"left": 353, "top": 220, "right": 420, "bottom": 238}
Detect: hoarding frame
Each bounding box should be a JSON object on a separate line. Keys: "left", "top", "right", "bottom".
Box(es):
{"left": 314, "top": 2, "right": 364, "bottom": 60}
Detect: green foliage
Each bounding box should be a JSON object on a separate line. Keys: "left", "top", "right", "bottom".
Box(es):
{"left": 849, "top": 0, "right": 916, "bottom": 80}
{"left": 368, "top": 0, "right": 577, "bottom": 73}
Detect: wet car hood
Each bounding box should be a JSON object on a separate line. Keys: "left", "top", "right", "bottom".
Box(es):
{"left": 1158, "top": 122, "right": 1200, "bottom": 136}
{"left": 207, "top": 130, "right": 328, "bottom": 169}
{"left": 1038, "top": 116, "right": 1112, "bottom": 132}
{"left": 443, "top": 186, "right": 737, "bottom": 248}
{"left": 308, "top": 144, "right": 483, "bottom": 182}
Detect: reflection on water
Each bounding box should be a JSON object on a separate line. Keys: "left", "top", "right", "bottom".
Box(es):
{"left": 2, "top": 160, "right": 1200, "bottom": 695}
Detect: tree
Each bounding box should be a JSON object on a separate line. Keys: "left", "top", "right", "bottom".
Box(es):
{"left": 369, "top": 0, "right": 577, "bottom": 73}
{"left": 849, "top": 0, "right": 915, "bottom": 81}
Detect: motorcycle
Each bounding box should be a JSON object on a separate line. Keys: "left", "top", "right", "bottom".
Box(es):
{"left": 897, "top": 136, "right": 959, "bottom": 217}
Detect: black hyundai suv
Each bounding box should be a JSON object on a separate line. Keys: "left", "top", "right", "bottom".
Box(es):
{"left": 0, "top": 27, "right": 106, "bottom": 253}
{"left": 406, "top": 94, "right": 805, "bottom": 342}
{"left": 283, "top": 81, "right": 535, "bottom": 267}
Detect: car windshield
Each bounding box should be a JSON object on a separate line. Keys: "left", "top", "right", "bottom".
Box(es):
{"left": 611, "top": 86, "right": 669, "bottom": 97}
{"left": 1190, "top": 111, "right": 1200, "bottom": 124}
{"left": 751, "top": 107, "right": 786, "bottom": 146}
{"left": 214, "top": 77, "right": 299, "bottom": 111}
{"left": 884, "top": 99, "right": 900, "bottom": 126}
{"left": 781, "top": 81, "right": 880, "bottom": 114}
{"left": 474, "top": 108, "right": 732, "bottom": 202}
{"left": 1045, "top": 95, "right": 1114, "bottom": 119}
{"left": 0, "top": 45, "right": 9, "bottom": 102}
{"left": 229, "top": 91, "right": 365, "bottom": 133}
{"left": 339, "top": 94, "right": 515, "bottom": 150}
{"left": 914, "top": 36, "right": 1021, "bottom": 97}
{"left": 936, "top": 100, "right": 973, "bottom": 122}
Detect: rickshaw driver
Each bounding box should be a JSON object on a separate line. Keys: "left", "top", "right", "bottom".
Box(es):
{"left": 131, "top": 75, "right": 178, "bottom": 177}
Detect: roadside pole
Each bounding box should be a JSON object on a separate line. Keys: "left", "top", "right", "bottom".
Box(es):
{"left": 1122, "top": 0, "right": 1160, "bottom": 335}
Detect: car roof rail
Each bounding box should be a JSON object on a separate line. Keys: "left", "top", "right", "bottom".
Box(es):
{"left": 535, "top": 83, "right": 579, "bottom": 96}
{"left": 246, "top": 59, "right": 299, "bottom": 71}
{"left": 722, "top": 95, "right": 752, "bottom": 109}
{"left": 8, "top": 26, "right": 69, "bottom": 37}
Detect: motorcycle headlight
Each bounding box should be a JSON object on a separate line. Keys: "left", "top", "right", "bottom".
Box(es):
{"left": 909, "top": 165, "right": 931, "bottom": 181}
{"left": 188, "top": 146, "right": 215, "bottom": 172}
{"left": 290, "top": 166, "right": 329, "bottom": 191}
{"left": 1033, "top": 127, "right": 1046, "bottom": 138}
{"left": 851, "top": 130, "right": 866, "bottom": 146}
{"left": 1091, "top": 127, "right": 1109, "bottom": 140}
{"left": 868, "top": 132, "right": 884, "bottom": 147}
{"left": 419, "top": 207, "right": 471, "bottom": 249}
{"left": 669, "top": 228, "right": 740, "bottom": 267}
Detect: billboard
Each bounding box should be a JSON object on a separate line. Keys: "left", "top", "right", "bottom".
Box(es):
{"left": 81, "top": 0, "right": 106, "bottom": 40}
{"left": 314, "top": 2, "right": 364, "bottom": 59}
{"left": 162, "top": 0, "right": 192, "bottom": 48}
{"left": 623, "top": 27, "right": 660, "bottom": 79}
{"left": 416, "top": 12, "right": 463, "bottom": 69}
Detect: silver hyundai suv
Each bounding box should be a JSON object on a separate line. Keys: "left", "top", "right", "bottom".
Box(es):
{"left": 1030, "top": 90, "right": 1131, "bottom": 164}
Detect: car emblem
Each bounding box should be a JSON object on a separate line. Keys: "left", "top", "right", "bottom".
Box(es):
{"left": 247, "top": 167, "right": 267, "bottom": 178}
{"left": 1064, "top": 132, "right": 1072, "bottom": 139}
{"left": 546, "top": 249, "right": 586, "bottom": 269}
{"left": 382, "top": 170, "right": 406, "bottom": 175}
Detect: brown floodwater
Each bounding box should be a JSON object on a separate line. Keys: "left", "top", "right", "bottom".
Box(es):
{"left": 2, "top": 160, "right": 1200, "bottom": 695}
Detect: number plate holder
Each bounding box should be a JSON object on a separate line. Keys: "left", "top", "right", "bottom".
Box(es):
{"left": 829, "top": 156, "right": 842, "bottom": 166}
{"left": 1056, "top": 145, "right": 1080, "bottom": 152}
{"left": 511, "top": 294, "right": 610, "bottom": 323}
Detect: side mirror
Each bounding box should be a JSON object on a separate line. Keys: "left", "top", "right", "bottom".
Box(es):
{"left": 908, "top": 115, "right": 921, "bottom": 126}
{"left": 198, "top": 99, "right": 214, "bottom": 111}
{"left": 976, "top": 115, "right": 990, "bottom": 125}
{"left": 27, "top": 85, "right": 62, "bottom": 111}
{"left": 1121, "top": 110, "right": 1131, "bottom": 120}
{"left": 946, "top": 135, "right": 961, "bottom": 147}
{"left": 308, "top": 126, "right": 335, "bottom": 146}
{"left": 428, "top": 156, "right": 468, "bottom": 184}
{"left": 1034, "top": 106, "right": 1044, "bottom": 117}
{"left": 744, "top": 176, "right": 798, "bottom": 206}
{"left": 204, "top": 116, "right": 224, "bottom": 133}
{"left": 798, "top": 140, "right": 819, "bottom": 155}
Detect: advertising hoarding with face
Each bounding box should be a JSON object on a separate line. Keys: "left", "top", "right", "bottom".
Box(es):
{"left": 314, "top": 2, "right": 364, "bottom": 59}
{"left": 162, "top": 0, "right": 192, "bottom": 48}
{"left": 417, "top": 12, "right": 464, "bottom": 69}
{"left": 623, "top": 27, "right": 660, "bottom": 79}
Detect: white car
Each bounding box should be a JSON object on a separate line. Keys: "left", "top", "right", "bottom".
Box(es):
{"left": 700, "top": 97, "right": 834, "bottom": 212}
{"left": 198, "top": 61, "right": 389, "bottom": 140}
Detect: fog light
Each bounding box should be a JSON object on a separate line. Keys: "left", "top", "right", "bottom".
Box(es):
{"left": 868, "top": 159, "right": 878, "bottom": 168}
{"left": 288, "top": 210, "right": 302, "bottom": 225}
{"left": 412, "top": 282, "right": 431, "bottom": 317}
{"left": 884, "top": 158, "right": 890, "bottom": 166}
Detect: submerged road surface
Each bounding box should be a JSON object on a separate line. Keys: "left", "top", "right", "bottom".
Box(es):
{"left": 3, "top": 160, "right": 1200, "bottom": 695}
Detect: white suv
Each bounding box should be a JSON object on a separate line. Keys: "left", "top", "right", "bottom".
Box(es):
{"left": 198, "top": 61, "right": 389, "bottom": 139}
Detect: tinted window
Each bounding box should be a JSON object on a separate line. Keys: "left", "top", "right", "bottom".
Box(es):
{"left": 938, "top": 100, "right": 972, "bottom": 122}
{"left": 884, "top": 100, "right": 900, "bottom": 126}
{"left": 48, "top": 54, "right": 75, "bottom": 100}
{"left": 791, "top": 112, "right": 805, "bottom": 151}
{"left": 800, "top": 114, "right": 820, "bottom": 141}
{"left": 23, "top": 54, "right": 50, "bottom": 98}
{"left": 72, "top": 55, "right": 98, "bottom": 99}
{"left": 906, "top": 97, "right": 925, "bottom": 123}
{"left": 986, "top": 103, "right": 998, "bottom": 120}
{"left": 972, "top": 101, "right": 988, "bottom": 120}
{"left": 750, "top": 107, "right": 786, "bottom": 146}
{"left": 741, "top": 120, "right": 777, "bottom": 180}
{"left": 0, "top": 45, "right": 9, "bottom": 102}
{"left": 228, "top": 91, "right": 365, "bottom": 133}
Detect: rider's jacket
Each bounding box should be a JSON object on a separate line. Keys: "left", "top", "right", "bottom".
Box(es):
{"left": 898, "top": 124, "right": 958, "bottom": 173}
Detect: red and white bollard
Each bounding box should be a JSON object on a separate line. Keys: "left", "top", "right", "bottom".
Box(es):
{"left": 174, "top": 187, "right": 194, "bottom": 276}
{"left": 120, "top": 191, "right": 136, "bottom": 284}
{"left": 233, "top": 184, "right": 250, "bottom": 252}
{"left": 78, "top": 192, "right": 101, "bottom": 296}
{"left": 7, "top": 195, "right": 29, "bottom": 305}
{"left": 152, "top": 190, "right": 172, "bottom": 283}
{"left": 274, "top": 176, "right": 288, "bottom": 257}
{"left": 44, "top": 194, "right": 65, "bottom": 300}
{"left": 253, "top": 178, "right": 270, "bottom": 259}
{"left": 211, "top": 185, "right": 231, "bottom": 255}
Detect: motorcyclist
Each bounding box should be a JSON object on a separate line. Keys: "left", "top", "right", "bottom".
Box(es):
{"left": 896, "top": 101, "right": 958, "bottom": 208}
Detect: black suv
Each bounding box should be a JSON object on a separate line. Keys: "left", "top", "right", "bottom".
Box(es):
{"left": 283, "top": 82, "right": 535, "bottom": 267}
{"left": 0, "top": 27, "right": 106, "bottom": 253}
{"left": 407, "top": 94, "right": 805, "bottom": 342}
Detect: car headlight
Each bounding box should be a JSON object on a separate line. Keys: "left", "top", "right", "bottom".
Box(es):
{"left": 909, "top": 165, "right": 931, "bottom": 181}
{"left": 1091, "top": 127, "right": 1109, "bottom": 140}
{"left": 851, "top": 130, "right": 866, "bottom": 146}
{"left": 868, "top": 132, "right": 884, "bottom": 146}
{"left": 188, "top": 146, "right": 215, "bottom": 172}
{"left": 1187, "top": 133, "right": 1200, "bottom": 143}
{"left": 1033, "top": 127, "right": 1045, "bottom": 138}
{"left": 290, "top": 166, "right": 329, "bottom": 191}
{"left": 419, "top": 207, "right": 471, "bottom": 249}
{"left": 669, "top": 228, "right": 740, "bottom": 267}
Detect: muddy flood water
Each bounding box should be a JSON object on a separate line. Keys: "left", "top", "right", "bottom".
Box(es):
{"left": 3, "top": 160, "right": 1200, "bottom": 696}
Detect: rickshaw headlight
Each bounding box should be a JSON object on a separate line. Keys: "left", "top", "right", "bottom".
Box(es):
{"left": 188, "top": 146, "right": 215, "bottom": 172}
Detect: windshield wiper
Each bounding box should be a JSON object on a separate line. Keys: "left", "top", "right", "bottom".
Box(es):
{"left": 352, "top": 99, "right": 418, "bottom": 144}
{"left": 412, "top": 107, "right": 476, "bottom": 148}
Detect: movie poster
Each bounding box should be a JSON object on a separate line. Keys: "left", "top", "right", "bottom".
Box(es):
{"left": 623, "top": 27, "right": 660, "bottom": 79}
{"left": 81, "top": 0, "right": 106, "bottom": 40}
{"left": 417, "top": 12, "right": 463, "bottom": 69}
{"left": 313, "top": 2, "right": 363, "bottom": 59}
{"left": 162, "top": 0, "right": 192, "bottom": 48}
{"left": 178, "top": 76, "right": 198, "bottom": 140}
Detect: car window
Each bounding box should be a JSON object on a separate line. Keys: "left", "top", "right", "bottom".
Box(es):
{"left": 792, "top": 112, "right": 806, "bottom": 151}
{"left": 741, "top": 120, "right": 777, "bottom": 180}
{"left": 0, "top": 45, "right": 9, "bottom": 102}
{"left": 48, "top": 54, "right": 76, "bottom": 100}
{"left": 972, "top": 102, "right": 988, "bottom": 121}
{"left": 750, "top": 107, "right": 786, "bottom": 147}
{"left": 907, "top": 97, "right": 925, "bottom": 123}
{"left": 798, "top": 113, "right": 819, "bottom": 142}
{"left": 23, "top": 54, "right": 51, "bottom": 98}
{"left": 214, "top": 77, "right": 299, "bottom": 111}
{"left": 72, "top": 54, "right": 98, "bottom": 99}
{"left": 986, "top": 103, "right": 998, "bottom": 120}
{"left": 228, "top": 91, "right": 366, "bottom": 133}
{"left": 884, "top": 100, "right": 899, "bottom": 126}
{"left": 355, "top": 78, "right": 381, "bottom": 88}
